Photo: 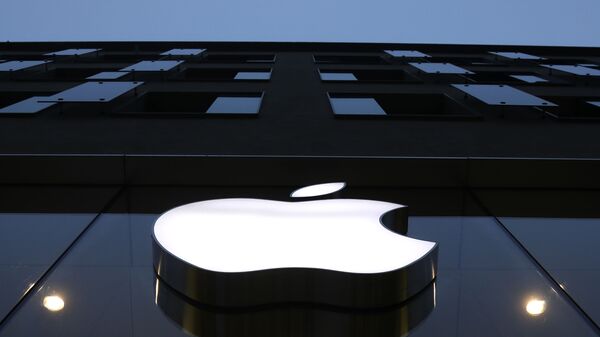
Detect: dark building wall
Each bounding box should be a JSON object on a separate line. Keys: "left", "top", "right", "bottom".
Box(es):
{"left": 1, "top": 42, "right": 600, "bottom": 158}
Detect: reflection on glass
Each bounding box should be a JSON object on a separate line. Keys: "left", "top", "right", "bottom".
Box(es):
{"left": 206, "top": 96, "right": 262, "bottom": 115}
{"left": 525, "top": 298, "right": 546, "bottom": 316}
{"left": 330, "top": 97, "right": 386, "bottom": 116}
{"left": 452, "top": 84, "right": 556, "bottom": 106}
{"left": 43, "top": 295, "right": 65, "bottom": 312}
{"left": 154, "top": 276, "right": 435, "bottom": 337}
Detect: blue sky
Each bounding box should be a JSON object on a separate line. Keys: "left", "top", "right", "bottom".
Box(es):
{"left": 1, "top": 0, "right": 598, "bottom": 46}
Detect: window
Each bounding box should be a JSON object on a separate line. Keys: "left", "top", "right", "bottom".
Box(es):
{"left": 179, "top": 68, "right": 271, "bottom": 81}
{"left": 0, "top": 96, "right": 56, "bottom": 114}
{"left": 410, "top": 62, "right": 473, "bottom": 74}
{"left": 490, "top": 52, "right": 543, "bottom": 60}
{"left": 465, "top": 72, "right": 552, "bottom": 84}
{"left": 542, "top": 64, "right": 600, "bottom": 76}
{"left": 319, "top": 69, "right": 420, "bottom": 83}
{"left": 539, "top": 96, "right": 600, "bottom": 120}
{"left": 45, "top": 49, "right": 101, "bottom": 57}
{"left": 329, "top": 92, "right": 477, "bottom": 119}
{"left": 115, "top": 92, "right": 263, "bottom": 116}
{"left": 452, "top": 84, "right": 556, "bottom": 106}
{"left": 384, "top": 50, "right": 430, "bottom": 58}
{"left": 509, "top": 75, "right": 548, "bottom": 84}
{"left": 160, "top": 49, "right": 206, "bottom": 56}
{"left": 120, "top": 61, "right": 182, "bottom": 72}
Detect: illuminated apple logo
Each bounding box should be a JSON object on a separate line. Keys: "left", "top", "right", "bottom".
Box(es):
{"left": 153, "top": 183, "right": 438, "bottom": 308}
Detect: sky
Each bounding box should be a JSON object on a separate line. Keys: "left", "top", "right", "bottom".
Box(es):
{"left": 1, "top": 0, "right": 599, "bottom": 46}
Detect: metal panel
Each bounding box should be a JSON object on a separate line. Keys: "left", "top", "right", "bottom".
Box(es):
{"left": 0, "top": 60, "right": 50, "bottom": 71}
{"left": 510, "top": 75, "right": 548, "bottom": 83}
{"left": 588, "top": 101, "right": 600, "bottom": 108}
{"left": 120, "top": 61, "right": 182, "bottom": 72}
{"left": 160, "top": 48, "right": 205, "bottom": 56}
{"left": 234, "top": 71, "right": 271, "bottom": 80}
{"left": 410, "top": 62, "right": 473, "bottom": 74}
{"left": 330, "top": 97, "right": 386, "bottom": 115}
{"left": 385, "top": 50, "right": 430, "bottom": 58}
{"left": 320, "top": 72, "right": 357, "bottom": 81}
{"left": 86, "top": 72, "right": 127, "bottom": 80}
{"left": 40, "top": 81, "right": 143, "bottom": 103}
{"left": 0, "top": 97, "right": 55, "bottom": 114}
{"left": 452, "top": 84, "right": 557, "bottom": 106}
{"left": 45, "top": 48, "right": 100, "bottom": 56}
{"left": 490, "top": 52, "right": 543, "bottom": 60}
{"left": 542, "top": 64, "right": 600, "bottom": 76}
{"left": 206, "top": 96, "right": 261, "bottom": 114}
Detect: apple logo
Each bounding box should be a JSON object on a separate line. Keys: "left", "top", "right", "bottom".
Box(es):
{"left": 153, "top": 182, "right": 438, "bottom": 308}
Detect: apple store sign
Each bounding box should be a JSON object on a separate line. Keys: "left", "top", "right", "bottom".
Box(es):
{"left": 152, "top": 183, "right": 438, "bottom": 308}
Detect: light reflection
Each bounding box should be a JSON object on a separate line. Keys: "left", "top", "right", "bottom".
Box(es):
{"left": 43, "top": 295, "right": 65, "bottom": 312}
{"left": 525, "top": 298, "right": 546, "bottom": 316}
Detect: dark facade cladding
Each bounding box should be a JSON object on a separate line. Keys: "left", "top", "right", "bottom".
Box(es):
{"left": 0, "top": 42, "right": 600, "bottom": 157}
{"left": 1, "top": 42, "right": 600, "bottom": 337}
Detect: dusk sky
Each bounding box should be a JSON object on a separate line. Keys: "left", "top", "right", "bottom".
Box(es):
{"left": 1, "top": 0, "right": 598, "bottom": 46}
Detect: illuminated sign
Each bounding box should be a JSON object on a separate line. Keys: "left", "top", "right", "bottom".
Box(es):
{"left": 153, "top": 183, "right": 438, "bottom": 308}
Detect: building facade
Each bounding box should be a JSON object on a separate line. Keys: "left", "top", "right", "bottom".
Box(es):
{"left": 0, "top": 42, "right": 600, "bottom": 337}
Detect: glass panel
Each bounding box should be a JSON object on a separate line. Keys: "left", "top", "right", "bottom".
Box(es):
{"left": 452, "top": 84, "right": 557, "bottom": 106}
{"left": 86, "top": 72, "right": 127, "bottom": 80}
{"left": 233, "top": 71, "right": 271, "bottom": 80}
{"left": 120, "top": 61, "right": 183, "bottom": 72}
{"left": 0, "top": 97, "right": 55, "bottom": 114}
{"left": 0, "top": 61, "right": 50, "bottom": 72}
{"left": 588, "top": 101, "right": 600, "bottom": 108}
{"left": 410, "top": 62, "right": 473, "bottom": 74}
{"left": 542, "top": 64, "right": 600, "bottom": 76}
{"left": 206, "top": 96, "right": 261, "bottom": 114}
{"left": 475, "top": 189, "right": 600, "bottom": 326}
{"left": 0, "top": 187, "right": 596, "bottom": 337}
{"left": 160, "top": 49, "right": 205, "bottom": 56}
{"left": 330, "top": 97, "right": 386, "bottom": 116}
{"left": 510, "top": 75, "right": 548, "bottom": 83}
{"left": 0, "top": 186, "right": 116, "bottom": 321}
{"left": 40, "top": 81, "right": 143, "bottom": 103}
{"left": 385, "top": 50, "right": 430, "bottom": 58}
{"left": 44, "top": 49, "right": 100, "bottom": 56}
{"left": 320, "top": 72, "right": 357, "bottom": 81}
{"left": 490, "top": 52, "right": 543, "bottom": 60}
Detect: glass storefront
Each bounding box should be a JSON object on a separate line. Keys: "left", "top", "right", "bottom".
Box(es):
{"left": 0, "top": 186, "right": 598, "bottom": 336}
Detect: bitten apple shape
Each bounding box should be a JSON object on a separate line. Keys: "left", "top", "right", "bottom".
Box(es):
{"left": 153, "top": 191, "right": 438, "bottom": 308}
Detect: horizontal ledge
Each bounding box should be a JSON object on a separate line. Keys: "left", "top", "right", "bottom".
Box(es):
{"left": 0, "top": 154, "right": 598, "bottom": 188}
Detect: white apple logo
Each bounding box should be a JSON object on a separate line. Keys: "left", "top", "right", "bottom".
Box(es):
{"left": 153, "top": 182, "right": 438, "bottom": 308}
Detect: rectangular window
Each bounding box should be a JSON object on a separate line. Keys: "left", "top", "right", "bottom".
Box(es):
{"left": 542, "top": 64, "right": 600, "bottom": 76}
{"left": 39, "top": 81, "right": 143, "bottom": 103}
{"left": 410, "top": 62, "right": 473, "bottom": 74}
{"left": 115, "top": 92, "right": 263, "bottom": 116}
{"left": 384, "top": 50, "right": 430, "bottom": 58}
{"left": 329, "top": 92, "right": 477, "bottom": 119}
{"left": 179, "top": 68, "right": 271, "bottom": 81}
{"left": 319, "top": 69, "right": 420, "bottom": 83}
{"left": 0, "top": 96, "right": 56, "bottom": 114}
{"left": 45, "top": 49, "right": 101, "bottom": 57}
{"left": 160, "top": 49, "right": 206, "bottom": 56}
{"left": 490, "top": 52, "right": 543, "bottom": 60}
{"left": 538, "top": 96, "right": 600, "bottom": 120}
{"left": 452, "top": 84, "right": 556, "bottom": 106}
{"left": 120, "top": 61, "right": 183, "bottom": 72}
